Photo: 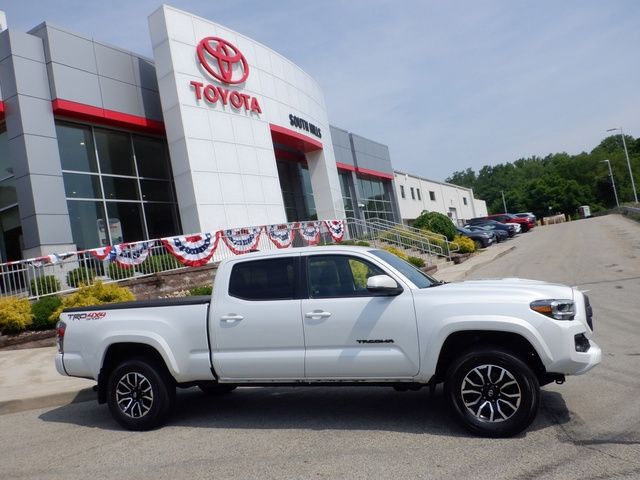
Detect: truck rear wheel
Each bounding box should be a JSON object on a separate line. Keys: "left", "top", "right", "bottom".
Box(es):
{"left": 107, "top": 358, "right": 175, "bottom": 431}
{"left": 445, "top": 348, "right": 540, "bottom": 437}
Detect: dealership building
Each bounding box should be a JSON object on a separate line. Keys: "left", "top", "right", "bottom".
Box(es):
{"left": 0, "top": 6, "right": 486, "bottom": 263}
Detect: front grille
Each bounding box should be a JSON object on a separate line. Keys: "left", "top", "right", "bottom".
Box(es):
{"left": 584, "top": 294, "right": 594, "bottom": 331}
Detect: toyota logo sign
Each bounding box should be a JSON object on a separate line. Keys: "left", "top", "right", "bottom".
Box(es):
{"left": 197, "top": 36, "right": 249, "bottom": 85}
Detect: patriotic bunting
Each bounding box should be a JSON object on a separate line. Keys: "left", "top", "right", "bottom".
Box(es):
{"left": 324, "top": 220, "right": 345, "bottom": 242}
{"left": 299, "top": 221, "right": 322, "bottom": 245}
{"left": 113, "top": 242, "right": 152, "bottom": 268}
{"left": 222, "top": 226, "right": 263, "bottom": 254}
{"left": 90, "top": 246, "right": 112, "bottom": 261}
{"left": 162, "top": 232, "right": 220, "bottom": 267}
{"left": 266, "top": 224, "right": 296, "bottom": 248}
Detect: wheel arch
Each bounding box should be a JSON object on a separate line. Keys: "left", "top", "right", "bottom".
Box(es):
{"left": 432, "top": 330, "right": 548, "bottom": 384}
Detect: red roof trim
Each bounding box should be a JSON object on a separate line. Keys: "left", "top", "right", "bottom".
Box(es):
{"left": 269, "top": 123, "right": 323, "bottom": 153}
{"left": 336, "top": 162, "right": 356, "bottom": 172}
{"left": 51, "top": 99, "right": 165, "bottom": 134}
{"left": 355, "top": 166, "right": 394, "bottom": 180}
{"left": 0, "top": 101, "right": 5, "bottom": 121}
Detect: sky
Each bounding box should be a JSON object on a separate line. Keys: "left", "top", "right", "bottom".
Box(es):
{"left": 3, "top": 0, "right": 639, "bottom": 181}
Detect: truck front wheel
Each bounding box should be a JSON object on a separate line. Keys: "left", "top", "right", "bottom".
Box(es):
{"left": 445, "top": 348, "right": 540, "bottom": 437}
{"left": 107, "top": 358, "right": 175, "bottom": 431}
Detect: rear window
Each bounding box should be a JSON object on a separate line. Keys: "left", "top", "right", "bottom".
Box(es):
{"left": 228, "top": 258, "right": 296, "bottom": 300}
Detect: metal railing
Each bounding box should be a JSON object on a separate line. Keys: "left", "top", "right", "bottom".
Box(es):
{"left": 343, "top": 216, "right": 457, "bottom": 262}
{"left": 0, "top": 220, "right": 344, "bottom": 300}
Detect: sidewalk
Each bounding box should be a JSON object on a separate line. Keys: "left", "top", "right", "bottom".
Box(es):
{"left": 434, "top": 242, "right": 516, "bottom": 283}
{"left": 0, "top": 347, "right": 95, "bottom": 415}
{"left": 0, "top": 242, "right": 516, "bottom": 416}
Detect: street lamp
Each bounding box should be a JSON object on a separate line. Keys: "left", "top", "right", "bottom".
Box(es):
{"left": 607, "top": 127, "right": 638, "bottom": 203}
{"left": 501, "top": 190, "right": 507, "bottom": 213}
{"left": 602, "top": 159, "right": 620, "bottom": 208}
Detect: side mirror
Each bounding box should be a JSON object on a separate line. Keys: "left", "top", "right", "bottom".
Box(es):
{"left": 366, "top": 275, "right": 403, "bottom": 296}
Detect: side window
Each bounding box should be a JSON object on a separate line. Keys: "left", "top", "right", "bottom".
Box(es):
{"left": 308, "top": 255, "right": 385, "bottom": 298}
{"left": 229, "top": 258, "right": 296, "bottom": 300}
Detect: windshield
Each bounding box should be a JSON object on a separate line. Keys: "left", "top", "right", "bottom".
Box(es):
{"left": 370, "top": 249, "right": 439, "bottom": 288}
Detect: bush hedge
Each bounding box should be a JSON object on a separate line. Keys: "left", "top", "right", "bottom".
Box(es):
{"left": 407, "top": 256, "right": 425, "bottom": 268}
{"left": 452, "top": 235, "right": 476, "bottom": 254}
{"left": 189, "top": 285, "right": 212, "bottom": 296}
{"left": 383, "top": 246, "right": 408, "bottom": 260}
{"left": 137, "top": 254, "right": 181, "bottom": 274}
{"left": 412, "top": 211, "right": 457, "bottom": 241}
{"left": 50, "top": 281, "right": 135, "bottom": 321}
{"left": 108, "top": 263, "right": 135, "bottom": 280}
{"left": 31, "top": 296, "right": 62, "bottom": 330}
{"left": 66, "top": 267, "right": 96, "bottom": 288}
{"left": 29, "top": 275, "right": 61, "bottom": 296}
{"left": 0, "top": 297, "right": 34, "bottom": 334}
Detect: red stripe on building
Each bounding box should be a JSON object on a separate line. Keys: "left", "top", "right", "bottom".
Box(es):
{"left": 355, "top": 166, "right": 394, "bottom": 180}
{"left": 336, "top": 162, "right": 356, "bottom": 172}
{"left": 0, "top": 101, "right": 5, "bottom": 121}
{"left": 51, "top": 99, "right": 165, "bottom": 134}
{"left": 269, "top": 123, "right": 322, "bottom": 153}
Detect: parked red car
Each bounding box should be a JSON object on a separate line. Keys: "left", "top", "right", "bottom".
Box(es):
{"left": 485, "top": 213, "right": 535, "bottom": 232}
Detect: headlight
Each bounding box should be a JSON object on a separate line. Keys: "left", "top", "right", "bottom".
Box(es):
{"left": 530, "top": 299, "right": 575, "bottom": 320}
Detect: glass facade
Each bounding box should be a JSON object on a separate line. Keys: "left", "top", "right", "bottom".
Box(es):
{"left": 357, "top": 176, "right": 395, "bottom": 222}
{"left": 56, "top": 122, "right": 181, "bottom": 250}
{"left": 338, "top": 171, "right": 356, "bottom": 219}
{"left": 276, "top": 157, "right": 317, "bottom": 222}
{"left": 0, "top": 129, "right": 22, "bottom": 261}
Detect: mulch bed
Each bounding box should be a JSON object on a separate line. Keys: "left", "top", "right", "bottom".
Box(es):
{"left": 0, "top": 330, "right": 56, "bottom": 351}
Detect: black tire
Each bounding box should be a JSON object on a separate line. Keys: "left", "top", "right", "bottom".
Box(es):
{"left": 198, "top": 383, "right": 237, "bottom": 395}
{"left": 107, "top": 357, "right": 175, "bottom": 431}
{"left": 445, "top": 348, "right": 540, "bottom": 437}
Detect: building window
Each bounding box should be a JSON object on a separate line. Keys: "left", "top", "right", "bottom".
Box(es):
{"left": 357, "top": 176, "right": 395, "bottom": 222}
{"left": 400, "top": 185, "right": 405, "bottom": 199}
{"left": 429, "top": 191, "right": 436, "bottom": 201}
{"left": 463, "top": 197, "right": 468, "bottom": 205}
{"left": 416, "top": 189, "right": 421, "bottom": 201}
{"left": 410, "top": 187, "right": 415, "bottom": 200}
{"left": 0, "top": 128, "right": 22, "bottom": 262}
{"left": 338, "top": 171, "right": 356, "bottom": 219}
{"left": 56, "top": 121, "right": 181, "bottom": 250}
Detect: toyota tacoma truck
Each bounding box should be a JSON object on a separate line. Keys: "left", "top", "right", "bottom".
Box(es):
{"left": 55, "top": 246, "right": 600, "bottom": 437}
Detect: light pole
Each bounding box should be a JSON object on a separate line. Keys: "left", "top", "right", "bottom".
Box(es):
{"left": 607, "top": 127, "right": 638, "bottom": 203}
{"left": 501, "top": 190, "right": 507, "bottom": 213}
{"left": 602, "top": 159, "right": 619, "bottom": 208}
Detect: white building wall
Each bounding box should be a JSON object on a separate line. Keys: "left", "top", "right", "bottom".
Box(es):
{"left": 148, "top": 5, "right": 343, "bottom": 233}
{"left": 393, "top": 171, "right": 485, "bottom": 225}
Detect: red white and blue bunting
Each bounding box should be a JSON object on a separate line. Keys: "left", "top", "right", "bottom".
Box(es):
{"left": 162, "top": 232, "right": 220, "bottom": 267}
{"left": 299, "top": 221, "right": 322, "bottom": 245}
{"left": 266, "top": 224, "right": 296, "bottom": 248}
{"left": 113, "top": 242, "right": 152, "bottom": 268}
{"left": 324, "top": 220, "right": 345, "bottom": 242}
{"left": 222, "top": 226, "right": 263, "bottom": 254}
{"left": 90, "top": 246, "right": 112, "bottom": 261}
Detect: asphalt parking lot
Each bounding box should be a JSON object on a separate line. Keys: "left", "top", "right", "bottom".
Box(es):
{"left": 1, "top": 214, "right": 639, "bottom": 480}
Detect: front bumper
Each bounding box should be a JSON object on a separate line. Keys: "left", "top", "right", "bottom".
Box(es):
{"left": 548, "top": 338, "right": 602, "bottom": 376}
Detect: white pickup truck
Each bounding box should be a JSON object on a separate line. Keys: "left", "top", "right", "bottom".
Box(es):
{"left": 55, "top": 246, "right": 601, "bottom": 437}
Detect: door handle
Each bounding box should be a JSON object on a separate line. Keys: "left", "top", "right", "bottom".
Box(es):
{"left": 304, "top": 310, "right": 332, "bottom": 320}
{"left": 220, "top": 314, "right": 244, "bottom": 323}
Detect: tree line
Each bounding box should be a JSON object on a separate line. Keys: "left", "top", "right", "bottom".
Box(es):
{"left": 445, "top": 134, "right": 640, "bottom": 219}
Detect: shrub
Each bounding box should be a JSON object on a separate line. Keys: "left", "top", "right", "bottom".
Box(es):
{"left": 0, "top": 297, "right": 33, "bottom": 334}
{"left": 412, "top": 211, "right": 457, "bottom": 241}
{"left": 29, "top": 275, "right": 61, "bottom": 296}
{"left": 50, "top": 281, "right": 135, "bottom": 321}
{"left": 383, "top": 246, "right": 408, "bottom": 260}
{"left": 31, "top": 296, "right": 62, "bottom": 330}
{"left": 108, "top": 263, "right": 135, "bottom": 280}
{"left": 452, "top": 235, "right": 476, "bottom": 254}
{"left": 339, "top": 240, "right": 356, "bottom": 245}
{"left": 356, "top": 240, "right": 370, "bottom": 247}
{"left": 189, "top": 285, "right": 212, "bottom": 296}
{"left": 137, "top": 254, "right": 181, "bottom": 274}
{"left": 407, "top": 256, "right": 425, "bottom": 268}
{"left": 66, "top": 267, "right": 96, "bottom": 288}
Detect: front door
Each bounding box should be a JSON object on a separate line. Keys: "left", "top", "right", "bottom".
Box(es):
{"left": 211, "top": 255, "right": 305, "bottom": 380}
{"left": 301, "top": 253, "right": 420, "bottom": 379}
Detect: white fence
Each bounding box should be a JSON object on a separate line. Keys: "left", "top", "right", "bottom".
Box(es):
{"left": 0, "top": 220, "right": 346, "bottom": 300}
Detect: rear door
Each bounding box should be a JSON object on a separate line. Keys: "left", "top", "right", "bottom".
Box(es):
{"left": 301, "top": 253, "right": 420, "bottom": 379}
{"left": 211, "top": 255, "right": 304, "bottom": 380}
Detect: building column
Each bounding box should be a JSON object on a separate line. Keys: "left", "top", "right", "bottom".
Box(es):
{"left": 0, "top": 29, "right": 75, "bottom": 258}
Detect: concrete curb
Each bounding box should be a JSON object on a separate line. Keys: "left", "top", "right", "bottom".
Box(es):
{"left": 0, "top": 387, "right": 96, "bottom": 416}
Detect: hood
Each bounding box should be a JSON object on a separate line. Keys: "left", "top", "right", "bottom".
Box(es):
{"left": 432, "top": 277, "right": 575, "bottom": 301}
